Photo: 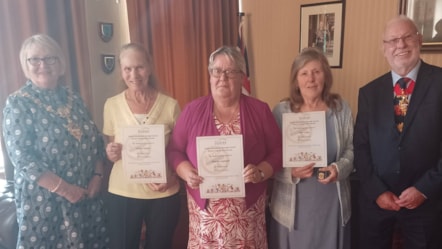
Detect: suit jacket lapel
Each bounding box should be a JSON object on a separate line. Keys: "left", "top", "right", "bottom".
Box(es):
{"left": 376, "top": 74, "right": 399, "bottom": 136}
{"left": 401, "top": 62, "right": 432, "bottom": 136}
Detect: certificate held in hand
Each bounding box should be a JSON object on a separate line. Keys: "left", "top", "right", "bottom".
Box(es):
{"left": 196, "top": 135, "right": 245, "bottom": 199}
{"left": 282, "top": 111, "right": 327, "bottom": 167}
{"left": 121, "top": 125, "right": 167, "bottom": 183}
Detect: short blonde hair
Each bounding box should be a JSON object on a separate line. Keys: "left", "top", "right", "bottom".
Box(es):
{"left": 118, "top": 43, "right": 159, "bottom": 91}
{"left": 19, "top": 34, "right": 66, "bottom": 79}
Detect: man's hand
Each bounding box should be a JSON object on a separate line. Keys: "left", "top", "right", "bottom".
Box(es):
{"left": 376, "top": 191, "right": 400, "bottom": 211}
{"left": 395, "top": 187, "right": 426, "bottom": 209}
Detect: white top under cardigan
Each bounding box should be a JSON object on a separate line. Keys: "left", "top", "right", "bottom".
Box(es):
{"left": 269, "top": 99, "right": 354, "bottom": 230}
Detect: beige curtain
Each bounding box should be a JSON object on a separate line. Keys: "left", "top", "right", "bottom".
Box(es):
{"left": 126, "top": 0, "right": 239, "bottom": 108}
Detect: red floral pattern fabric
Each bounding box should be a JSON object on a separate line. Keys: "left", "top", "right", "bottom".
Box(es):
{"left": 187, "top": 193, "right": 267, "bottom": 249}
{"left": 393, "top": 78, "right": 415, "bottom": 132}
{"left": 214, "top": 112, "right": 241, "bottom": 135}
{"left": 186, "top": 111, "right": 267, "bottom": 248}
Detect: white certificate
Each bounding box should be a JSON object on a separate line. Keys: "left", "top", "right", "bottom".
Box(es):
{"left": 282, "top": 111, "right": 327, "bottom": 167}
{"left": 121, "top": 125, "right": 167, "bottom": 183}
{"left": 196, "top": 135, "right": 245, "bottom": 199}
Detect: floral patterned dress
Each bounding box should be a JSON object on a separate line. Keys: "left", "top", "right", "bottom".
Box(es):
{"left": 2, "top": 81, "right": 109, "bottom": 249}
{"left": 187, "top": 112, "right": 268, "bottom": 249}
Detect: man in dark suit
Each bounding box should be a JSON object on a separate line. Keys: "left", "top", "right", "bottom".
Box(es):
{"left": 354, "top": 15, "right": 442, "bottom": 249}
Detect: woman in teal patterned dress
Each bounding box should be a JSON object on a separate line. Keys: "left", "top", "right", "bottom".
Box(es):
{"left": 2, "top": 34, "right": 109, "bottom": 248}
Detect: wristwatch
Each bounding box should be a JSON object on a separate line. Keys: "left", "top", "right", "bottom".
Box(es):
{"left": 257, "top": 169, "right": 265, "bottom": 181}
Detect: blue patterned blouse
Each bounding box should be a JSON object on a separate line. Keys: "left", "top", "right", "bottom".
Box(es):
{"left": 2, "top": 80, "right": 109, "bottom": 248}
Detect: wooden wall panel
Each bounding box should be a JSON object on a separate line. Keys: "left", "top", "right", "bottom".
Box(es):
{"left": 242, "top": 0, "right": 442, "bottom": 117}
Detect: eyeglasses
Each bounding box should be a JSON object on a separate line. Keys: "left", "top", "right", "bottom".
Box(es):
{"left": 383, "top": 33, "right": 419, "bottom": 47}
{"left": 210, "top": 68, "right": 242, "bottom": 78}
{"left": 26, "top": 56, "right": 58, "bottom": 66}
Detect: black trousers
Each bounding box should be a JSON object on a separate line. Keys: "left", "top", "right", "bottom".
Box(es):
{"left": 106, "top": 192, "right": 181, "bottom": 249}
{"left": 358, "top": 195, "right": 442, "bottom": 249}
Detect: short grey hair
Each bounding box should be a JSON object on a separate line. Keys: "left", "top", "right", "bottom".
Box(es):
{"left": 208, "top": 46, "right": 246, "bottom": 74}
{"left": 384, "top": 15, "right": 420, "bottom": 36}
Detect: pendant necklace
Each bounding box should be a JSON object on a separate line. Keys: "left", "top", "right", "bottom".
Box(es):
{"left": 126, "top": 90, "right": 155, "bottom": 124}
{"left": 21, "top": 88, "right": 83, "bottom": 141}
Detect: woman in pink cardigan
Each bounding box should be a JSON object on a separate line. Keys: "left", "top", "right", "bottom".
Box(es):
{"left": 167, "top": 46, "right": 282, "bottom": 248}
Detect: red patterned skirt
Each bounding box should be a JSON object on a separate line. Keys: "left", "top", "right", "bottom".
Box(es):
{"left": 186, "top": 192, "right": 268, "bottom": 249}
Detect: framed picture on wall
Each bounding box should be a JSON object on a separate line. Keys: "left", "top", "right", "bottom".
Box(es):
{"left": 300, "top": 1, "right": 345, "bottom": 68}
{"left": 400, "top": 0, "right": 442, "bottom": 51}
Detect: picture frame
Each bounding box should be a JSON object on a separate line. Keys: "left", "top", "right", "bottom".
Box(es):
{"left": 400, "top": 0, "right": 442, "bottom": 51}
{"left": 300, "top": 1, "right": 345, "bottom": 68}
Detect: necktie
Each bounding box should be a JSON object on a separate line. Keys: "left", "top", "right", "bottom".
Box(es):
{"left": 393, "top": 77, "right": 415, "bottom": 132}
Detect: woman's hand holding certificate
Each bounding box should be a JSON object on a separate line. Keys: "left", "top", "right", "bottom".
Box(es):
{"left": 196, "top": 135, "right": 245, "bottom": 198}
{"left": 175, "top": 161, "right": 204, "bottom": 189}
{"left": 106, "top": 142, "right": 122, "bottom": 162}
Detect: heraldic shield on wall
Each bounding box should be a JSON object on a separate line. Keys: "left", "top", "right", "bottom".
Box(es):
{"left": 99, "top": 22, "right": 113, "bottom": 42}
{"left": 101, "top": 54, "right": 115, "bottom": 74}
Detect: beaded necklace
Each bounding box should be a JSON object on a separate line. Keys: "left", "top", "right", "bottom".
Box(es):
{"left": 21, "top": 88, "right": 83, "bottom": 141}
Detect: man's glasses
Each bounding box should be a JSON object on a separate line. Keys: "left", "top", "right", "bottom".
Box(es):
{"left": 27, "top": 56, "right": 58, "bottom": 66}
{"left": 383, "top": 33, "right": 419, "bottom": 47}
{"left": 210, "top": 68, "right": 242, "bottom": 78}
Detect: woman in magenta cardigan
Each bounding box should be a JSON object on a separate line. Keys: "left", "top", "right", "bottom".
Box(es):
{"left": 167, "top": 46, "right": 282, "bottom": 248}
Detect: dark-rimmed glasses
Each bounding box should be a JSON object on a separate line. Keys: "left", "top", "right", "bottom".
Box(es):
{"left": 210, "top": 68, "right": 242, "bottom": 78}
{"left": 27, "top": 56, "right": 58, "bottom": 66}
{"left": 383, "top": 33, "right": 419, "bottom": 47}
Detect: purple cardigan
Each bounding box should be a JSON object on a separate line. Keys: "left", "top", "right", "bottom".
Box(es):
{"left": 167, "top": 94, "right": 282, "bottom": 209}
